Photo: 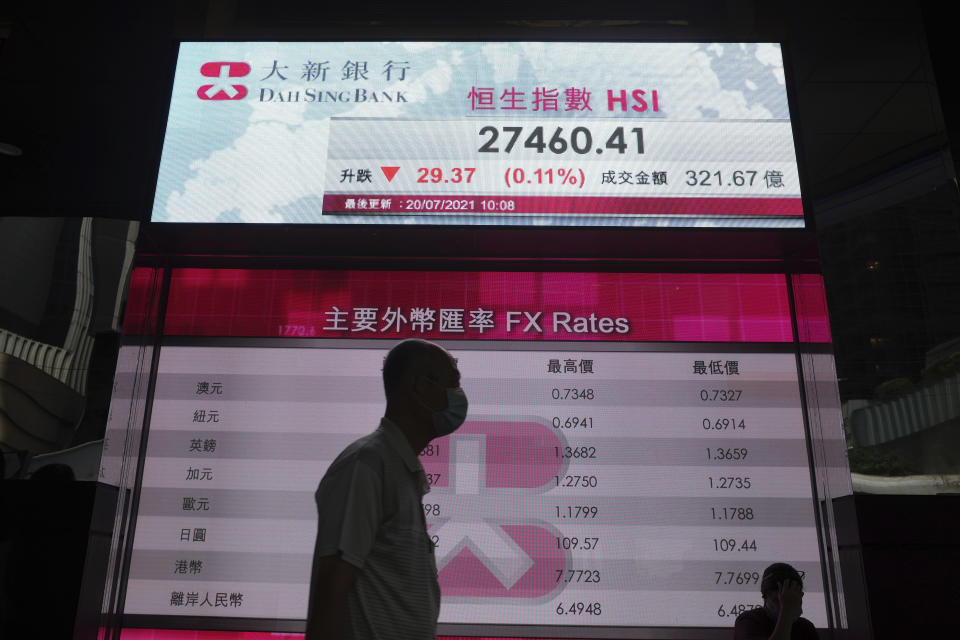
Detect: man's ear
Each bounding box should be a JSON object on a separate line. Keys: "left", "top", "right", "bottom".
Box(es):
{"left": 411, "top": 371, "right": 429, "bottom": 396}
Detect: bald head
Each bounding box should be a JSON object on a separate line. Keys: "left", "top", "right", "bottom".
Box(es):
{"left": 382, "top": 339, "right": 452, "bottom": 397}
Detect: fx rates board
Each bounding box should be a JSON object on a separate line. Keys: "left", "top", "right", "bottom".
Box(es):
{"left": 121, "top": 343, "right": 827, "bottom": 631}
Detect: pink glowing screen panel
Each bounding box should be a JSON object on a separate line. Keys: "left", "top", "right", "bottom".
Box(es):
{"left": 115, "top": 266, "right": 834, "bottom": 635}
{"left": 791, "top": 273, "right": 832, "bottom": 343}
{"left": 122, "top": 268, "right": 809, "bottom": 343}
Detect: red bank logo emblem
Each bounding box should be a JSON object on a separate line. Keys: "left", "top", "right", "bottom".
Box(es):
{"left": 198, "top": 62, "right": 251, "bottom": 100}
{"left": 423, "top": 420, "right": 566, "bottom": 599}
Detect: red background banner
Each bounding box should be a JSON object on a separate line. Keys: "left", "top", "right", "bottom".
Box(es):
{"left": 120, "top": 268, "right": 816, "bottom": 343}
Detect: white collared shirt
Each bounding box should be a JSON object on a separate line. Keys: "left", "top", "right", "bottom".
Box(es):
{"left": 310, "top": 418, "right": 440, "bottom": 639}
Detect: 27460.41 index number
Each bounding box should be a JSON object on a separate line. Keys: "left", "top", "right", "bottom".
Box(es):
{"left": 478, "top": 126, "right": 643, "bottom": 155}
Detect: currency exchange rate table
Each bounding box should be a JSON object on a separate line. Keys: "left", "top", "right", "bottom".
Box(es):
{"left": 122, "top": 342, "right": 827, "bottom": 632}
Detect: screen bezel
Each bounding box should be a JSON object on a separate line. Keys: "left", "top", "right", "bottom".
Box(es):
{"left": 109, "top": 260, "right": 841, "bottom": 638}
{"left": 145, "top": 37, "right": 816, "bottom": 236}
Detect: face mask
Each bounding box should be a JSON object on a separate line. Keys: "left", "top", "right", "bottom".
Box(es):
{"left": 420, "top": 380, "right": 468, "bottom": 436}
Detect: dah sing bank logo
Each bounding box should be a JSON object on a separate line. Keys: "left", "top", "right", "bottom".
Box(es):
{"left": 424, "top": 420, "right": 567, "bottom": 599}
{"left": 197, "top": 62, "right": 251, "bottom": 100}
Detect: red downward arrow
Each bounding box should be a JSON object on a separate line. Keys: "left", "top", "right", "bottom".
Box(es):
{"left": 380, "top": 166, "right": 400, "bottom": 182}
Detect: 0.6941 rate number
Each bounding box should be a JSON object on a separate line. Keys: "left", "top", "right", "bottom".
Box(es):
{"left": 553, "top": 416, "right": 594, "bottom": 429}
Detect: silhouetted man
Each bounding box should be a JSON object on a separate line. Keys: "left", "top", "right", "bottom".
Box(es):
{"left": 305, "top": 339, "right": 467, "bottom": 640}
{"left": 734, "top": 562, "right": 818, "bottom": 640}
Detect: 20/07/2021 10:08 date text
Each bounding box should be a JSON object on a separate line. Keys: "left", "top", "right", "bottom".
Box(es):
{"left": 397, "top": 198, "right": 517, "bottom": 212}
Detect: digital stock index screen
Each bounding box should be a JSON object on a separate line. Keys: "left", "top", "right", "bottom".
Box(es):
{"left": 102, "top": 269, "right": 844, "bottom": 639}
{"left": 151, "top": 42, "right": 806, "bottom": 228}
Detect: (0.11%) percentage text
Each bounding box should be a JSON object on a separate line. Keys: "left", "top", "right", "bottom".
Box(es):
{"left": 504, "top": 167, "right": 585, "bottom": 189}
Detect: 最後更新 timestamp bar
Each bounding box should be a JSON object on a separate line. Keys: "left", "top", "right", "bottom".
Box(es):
{"left": 321, "top": 194, "right": 804, "bottom": 217}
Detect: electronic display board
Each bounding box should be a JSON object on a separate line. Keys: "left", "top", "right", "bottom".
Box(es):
{"left": 151, "top": 42, "right": 805, "bottom": 228}
{"left": 104, "top": 268, "right": 840, "bottom": 638}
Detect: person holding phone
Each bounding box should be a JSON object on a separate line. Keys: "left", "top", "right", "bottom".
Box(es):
{"left": 734, "top": 562, "right": 818, "bottom": 640}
